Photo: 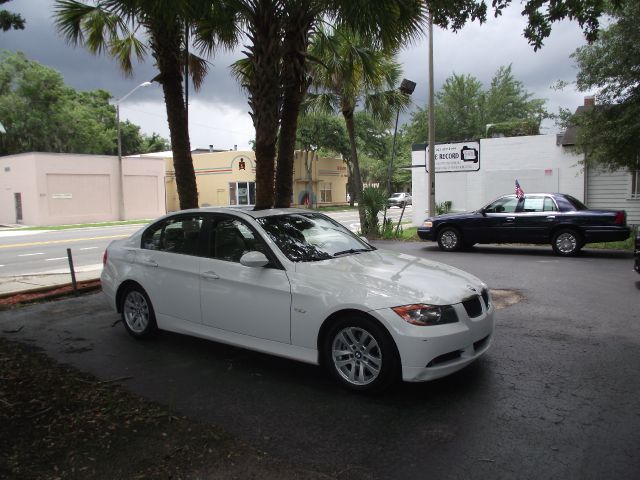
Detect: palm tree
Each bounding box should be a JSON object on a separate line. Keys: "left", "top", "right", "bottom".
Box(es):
{"left": 273, "top": 0, "right": 425, "bottom": 208}
{"left": 306, "top": 25, "right": 411, "bottom": 232}
{"left": 54, "top": 0, "right": 236, "bottom": 210}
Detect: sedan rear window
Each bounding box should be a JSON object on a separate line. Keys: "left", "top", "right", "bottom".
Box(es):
{"left": 257, "top": 213, "right": 374, "bottom": 262}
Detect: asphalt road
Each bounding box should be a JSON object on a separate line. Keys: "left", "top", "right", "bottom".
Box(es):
{"left": 0, "top": 207, "right": 412, "bottom": 277}
{"left": 1, "top": 242, "right": 638, "bottom": 480}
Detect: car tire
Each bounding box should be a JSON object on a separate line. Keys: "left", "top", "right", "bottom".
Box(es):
{"left": 551, "top": 229, "right": 582, "bottom": 256}
{"left": 437, "top": 227, "right": 463, "bottom": 252}
{"left": 323, "top": 315, "right": 400, "bottom": 393}
{"left": 120, "top": 285, "right": 158, "bottom": 339}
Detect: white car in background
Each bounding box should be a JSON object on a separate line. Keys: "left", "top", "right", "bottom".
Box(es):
{"left": 387, "top": 192, "right": 412, "bottom": 208}
{"left": 101, "top": 208, "right": 494, "bottom": 392}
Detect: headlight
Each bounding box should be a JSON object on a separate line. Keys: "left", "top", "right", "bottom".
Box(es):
{"left": 392, "top": 304, "right": 458, "bottom": 326}
{"left": 423, "top": 221, "right": 433, "bottom": 228}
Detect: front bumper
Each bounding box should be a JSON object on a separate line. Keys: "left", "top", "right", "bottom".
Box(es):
{"left": 372, "top": 295, "right": 495, "bottom": 382}
{"left": 417, "top": 227, "right": 435, "bottom": 241}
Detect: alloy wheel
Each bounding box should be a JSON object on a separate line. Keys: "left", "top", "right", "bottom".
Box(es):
{"left": 123, "top": 291, "right": 150, "bottom": 334}
{"left": 331, "top": 327, "right": 382, "bottom": 386}
{"left": 555, "top": 232, "right": 577, "bottom": 255}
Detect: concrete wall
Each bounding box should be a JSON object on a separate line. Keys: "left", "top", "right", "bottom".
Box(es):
{"left": 0, "top": 153, "right": 38, "bottom": 225}
{"left": 0, "top": 153, "right": 166, "bottom": 226}
{"left": 411, "top": 134, "right": 585, "bottom": 225}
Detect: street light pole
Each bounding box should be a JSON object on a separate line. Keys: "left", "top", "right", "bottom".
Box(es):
{"left": 116, "top": 81, "right": 152, "bottom": 220}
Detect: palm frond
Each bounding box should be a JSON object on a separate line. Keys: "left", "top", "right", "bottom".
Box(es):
{"left": 108, "top": 33, "right": 146, "bottom": 76}
{"left": 187, "top": 52, "right": 210, "bottom": 91}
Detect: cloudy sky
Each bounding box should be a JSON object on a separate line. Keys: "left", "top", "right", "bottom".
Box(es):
{"left": 2, "top": 1, "right": 593, "bottom": 151}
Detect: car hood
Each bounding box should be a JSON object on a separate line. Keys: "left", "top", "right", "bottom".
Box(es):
{"left": 292, "top": 249, "right": 486, "bottom": 309}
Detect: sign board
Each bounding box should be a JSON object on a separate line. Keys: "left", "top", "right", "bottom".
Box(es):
{"left": 428, "top": 141, "right": 480, "bottom": 173}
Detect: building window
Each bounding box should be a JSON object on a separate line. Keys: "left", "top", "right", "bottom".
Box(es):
{"left": 631, "top": 169, "right": 640, "bottom": 200}
{"left": 229, "top": 182, "right": 256, "bottom": 205}
{"left": 320, "top": 182, "right": 332, "bottom": 203}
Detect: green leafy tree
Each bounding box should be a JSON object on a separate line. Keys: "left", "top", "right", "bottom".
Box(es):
{"left": 54, "top": 0, "right": 235, "bottom": 210}
{"left": 0, "top": 51, "right": 168, "bottom": 156}
{"left": 569, "top": 0, "right": 640, "bottom": 171}
{"left": 407, "top": 66, "right": 548, "bottom": 143}
{"left": 0, "top": 0, "right": 24, "bottom": 32}
{"left": 295, "top": 112, "right": 349, "bottom": 207}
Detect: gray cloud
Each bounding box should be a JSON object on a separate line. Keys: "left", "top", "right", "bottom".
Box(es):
{"left": 3, "top": 1, "right": 591, "bottom": 148}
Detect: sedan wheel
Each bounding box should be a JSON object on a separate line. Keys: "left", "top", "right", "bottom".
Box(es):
{"left": 437, "top": 227, "right": 462, "bottom": 252}
{"left": 121, "top": 286, "right": 158, "bottom": 339}
{"left": 324, "top": 317, "right": 399, "bottom": 392}
{"left": 552, "top": 229, "right": 582, "bottom": 256}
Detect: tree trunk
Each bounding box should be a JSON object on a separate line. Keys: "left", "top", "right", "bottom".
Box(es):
{"left": 247, "top": 0, "right": 283, "bottom": 209}
{"left": 274, "top": 12, "right": 313, "bottom": 208}
{"left": 342, "top": 106, "right": 366, "bottom": 230}
{"left": 152, "top": 23, "right": 197, "bottom": 210}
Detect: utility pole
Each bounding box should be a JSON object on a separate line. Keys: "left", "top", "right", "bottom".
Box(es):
{"left": 427, "top": 8, "right": 436, "bottom": 217}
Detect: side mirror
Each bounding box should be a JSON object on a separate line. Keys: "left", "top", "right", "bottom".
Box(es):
{"left": 240, "top": 251, "right": 269, "bottom": 268}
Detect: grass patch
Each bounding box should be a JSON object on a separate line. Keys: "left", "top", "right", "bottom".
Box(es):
{"left": 19, "top": 219, "right": 153, "bottom": 231}
{"left": 585, "top": 236, "right": 635, "bottom": 251}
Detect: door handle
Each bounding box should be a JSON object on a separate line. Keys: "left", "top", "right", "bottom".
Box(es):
{"left": 546, "top": 216, "right": 556, "bottom": 220}
{"left": 201, "top": 271, "right": 220, "bottom": 280}
{"left": 506, "top": 217, "right": 515, "bottom": 222}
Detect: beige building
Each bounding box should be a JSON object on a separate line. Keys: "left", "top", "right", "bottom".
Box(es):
{"left": 0, "top": 152, "right": 166, "bottom": 226}
{"left": 165, "top": 150, "right": 349, "bottom": 211}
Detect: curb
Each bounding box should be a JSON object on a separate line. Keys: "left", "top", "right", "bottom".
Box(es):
{"left": 0, "top": 280, "right": 102, "bottom": 309}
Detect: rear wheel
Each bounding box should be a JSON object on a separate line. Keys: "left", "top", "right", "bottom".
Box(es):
{"left": 437, "top": 227, "right": 463, "bottom": 252}
{"left": 121, "top": 285, "right": 158, "bottom": 339}
{"left": 551, "top": 229, "right": 582, "bottom": 256}
{"left": 323, "top": 315, "right": 400, "bottom": 393}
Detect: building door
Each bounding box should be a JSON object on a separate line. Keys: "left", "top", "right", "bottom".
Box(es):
{"left": 229, "top": 182, "right": 256, "bottom": 206}
{"left": 14, "top": 193, "right": 22, "bottom": 224}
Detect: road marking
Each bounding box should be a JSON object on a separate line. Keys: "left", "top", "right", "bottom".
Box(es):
{"left": 80, "top": 247, "right": 98, "bottom": 251}
{"left": 45, "top": 257, "right": 68, "bottom": 261}
{"left": 0, "top": 234, "right": 128, "bottom": 250}
{"left": 18, "top": 252, "right": 45, "bottom": 257}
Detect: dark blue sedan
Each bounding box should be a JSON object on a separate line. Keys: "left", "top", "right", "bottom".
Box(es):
{"left": 417, "top": 193, "right": 631, "bottom": 256}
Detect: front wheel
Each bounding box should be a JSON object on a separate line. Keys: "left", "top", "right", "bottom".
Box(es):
{"left": 121, "top": 285, "right": 158, "bottom": 339}
{"left": 323, "top": 316, "right": 399, "bottom": 393}
{"left": 437, "top": 227, "right": 463, "bottom": 252}
{"left": 551, "top": 229, "right": 582, "bottom": 256}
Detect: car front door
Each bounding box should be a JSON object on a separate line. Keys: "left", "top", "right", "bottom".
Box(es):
{"left": 472, "top": 195, "right": 522, "bottom": 243}
{"left": 137, "top": 215, "right": 205, "bottom": 325}
{"left": 199, "top": 215, "right": 292, "bottom": 344}
{"left": 511, "top": 195, "right": 559, "bottom": 242}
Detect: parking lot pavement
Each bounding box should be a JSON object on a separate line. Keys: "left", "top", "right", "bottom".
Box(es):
{"left": 1, "top": 243, "right": 639, "bottom": 480}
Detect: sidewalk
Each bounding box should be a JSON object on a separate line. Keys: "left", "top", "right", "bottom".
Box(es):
{"left": 0, "top": 264, "right": 102, "bottom": 296}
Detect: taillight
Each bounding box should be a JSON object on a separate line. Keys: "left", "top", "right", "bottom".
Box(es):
{"left": 102, "top": 249, "right": 108, "bottom": 265}
{"left": 614, "top": 211, "right": 625, "bottom": 225}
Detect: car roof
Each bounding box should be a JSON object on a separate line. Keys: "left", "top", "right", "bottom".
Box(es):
{"left": 169, "top": 206, "right": 316, "bottom": 220}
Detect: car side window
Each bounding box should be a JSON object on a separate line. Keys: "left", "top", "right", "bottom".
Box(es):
{"left": 485, "top": 197, "right": 519, "bottom": 213}
{"left": 522, "top": 196, "right": 545, "bottom": 212}
{"left": 543, "top": 197, "right": 557, "bottom": 212}
{"left": 211, "top": 218, "right": 267, "bottom": 263}
{"left": 142, "top": 216, "right": 204, "bottom": 256}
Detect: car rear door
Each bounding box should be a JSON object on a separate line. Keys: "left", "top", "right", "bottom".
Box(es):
{"left": 199, "top": 215, "right": 292, "bottom": 344}
{"left": 137, "top": 214, "right": 205, "bottom": 326}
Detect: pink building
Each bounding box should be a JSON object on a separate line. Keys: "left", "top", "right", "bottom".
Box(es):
{"left": 0, "top": 152, "right": 166, "bottom": 226}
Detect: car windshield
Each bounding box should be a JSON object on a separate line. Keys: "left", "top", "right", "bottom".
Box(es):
{"left": 390, "top": 193, "right": 402, "bottom": 198}
{"left": 257, "top": 213, "right": 375, "bottom": 262}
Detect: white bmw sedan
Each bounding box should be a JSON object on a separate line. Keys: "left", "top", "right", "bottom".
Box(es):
{"left": 101, "top": 208, "right": 494, "bottom": 392}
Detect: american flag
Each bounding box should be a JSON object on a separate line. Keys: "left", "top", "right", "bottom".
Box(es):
{"left": 515, "top": 180, "right": 525, "bottom": 199}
